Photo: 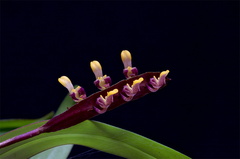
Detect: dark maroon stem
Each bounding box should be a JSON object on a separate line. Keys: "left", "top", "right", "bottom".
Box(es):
{"left": 0, "top": 72, "right": 169, "bottom": 149}
{"left": 41, "top": 72, "right": 163, "bottom": 132}
{"left": 0, "top": 127, "right": 46, "bottom": 148}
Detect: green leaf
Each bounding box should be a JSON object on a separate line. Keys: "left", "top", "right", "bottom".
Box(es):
{"left": 30, "top": 145, "right": 73, "bottom": 159}
{"left": 54, "top": 91, "right": 76, "bottom": 116}
{"left": 30, "top": 93, "right": 76, "bottom": 159}
{"left": 0, "top": 120, "right": 190, "bottom": 159}
{"left": 0, "top": 92, "right": 76, "bottom": 159}
{"left": 0, "top": 111, "right": 54, "bottom": 130}
{"left": 0, "top": 112, "right": 54, "bottom": 135}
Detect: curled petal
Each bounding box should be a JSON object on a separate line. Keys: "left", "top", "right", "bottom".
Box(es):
{"left": 148, "top": 70, "right": 170, "bottom": 92}
{"left": 123, "top": 67, "right": 138, "bottom": 78}
{"left": 94, "top": 75, "right": 112, "bottom": 90}
{"left": 122, "top": 84, "right": 133, "bottom": 97}
{"left": 132, "top": 77, "right": 144, "bottom": 92}
{"left": 96, "top": 95, "right": 110, "bottom": 108}
{"left": 94, "top": 107, "right": 108, "bottom": 114}
{"left": 107, "top": 89, "right": 119, "bottom": 96}
{"left": 69, "top": 86, "right": 87, "bottom": 102}
{"left": 95, "top": 89, "right": 119, "bottom": 114}
{"left": 158, "top": 70, "right": 170, "bottom": 86}
{"left": 120, "top": 93, "right": 133, "bottom": 102}
{"left": 121, "top": 77, "right": 144, "bottom": 101}
{"left": 76, "top": 86, "right": 87, "bottom": 99}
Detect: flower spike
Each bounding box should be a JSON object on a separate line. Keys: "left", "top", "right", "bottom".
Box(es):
{"left": 147, "top": 70, "right": 170, "bottom": 92}
{"left": 0, "top": 50, "right": 171, "bottom": 149}
{"left": 121, "top": 50, "right": 138, "bottom": 78}
{"left": 58, "top": 76, "right": 86, "bottom": 102}
{"left": 94, "top": 89, "right": 119, "bottom": 114}
{"left": 90, "top": 60, "right": 112, "bottom": 90}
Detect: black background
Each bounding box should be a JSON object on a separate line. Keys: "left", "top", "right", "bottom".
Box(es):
{"left": 1, "top": 1, "right": 239, "bottom": 159}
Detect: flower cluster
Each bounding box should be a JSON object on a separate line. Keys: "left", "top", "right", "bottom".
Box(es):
{"left": 0, "top": 50, "right": 171, "bottom": 149}
{"left": 58, "top": 50, "right": 169, "bottom": 114}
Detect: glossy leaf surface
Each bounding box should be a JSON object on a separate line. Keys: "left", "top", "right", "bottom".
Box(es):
{"left": 0, "top": 92, "right": 76, "bottom": 159}
{"left": 0, "top": 112, "right": 54, "bottom": 135}
{"left": 30, "top": 93, "right": 76, "bottom": 159}
{"left": 0, "top": 119, "right": 190, "bottom": 159}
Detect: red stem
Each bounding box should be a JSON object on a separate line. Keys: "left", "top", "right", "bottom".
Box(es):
{"left": 0, "top": 72, "right": 169, "bottom": 149}
{"left": 0, "top": 127, "right": 45, "bottom": 148}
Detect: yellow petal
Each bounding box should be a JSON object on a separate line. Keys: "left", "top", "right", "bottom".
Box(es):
{"left": 58, "top": 76, "right": 74, "bottom": 92}
{"left": 90, "top": 60, "right": 103, "bottom": 78}
{"left": 159, "top": 70, "right": 170, "bottom": 79}
{"left": 121, "top": 50, "right": 132, "bottom": 68}
{"left": 107, "top": 89, "right": 119, "bottom": 96}
{"left": 132, "top": 77, "right": 144, "bottom": 87}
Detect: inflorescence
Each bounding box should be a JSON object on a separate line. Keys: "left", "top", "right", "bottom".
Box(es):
{"left": 58, "top": 50, "right": 169, "bottom": 114}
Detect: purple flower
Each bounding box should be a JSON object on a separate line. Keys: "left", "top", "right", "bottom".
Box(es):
{"left": 121, "top": 50, "right": 138, "bottom": 78}
{"left": 58, "top": 76, "right": 86, "bottom": 102}
{"left": 90, "top": 60, "right": 112, "bottom": 90}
